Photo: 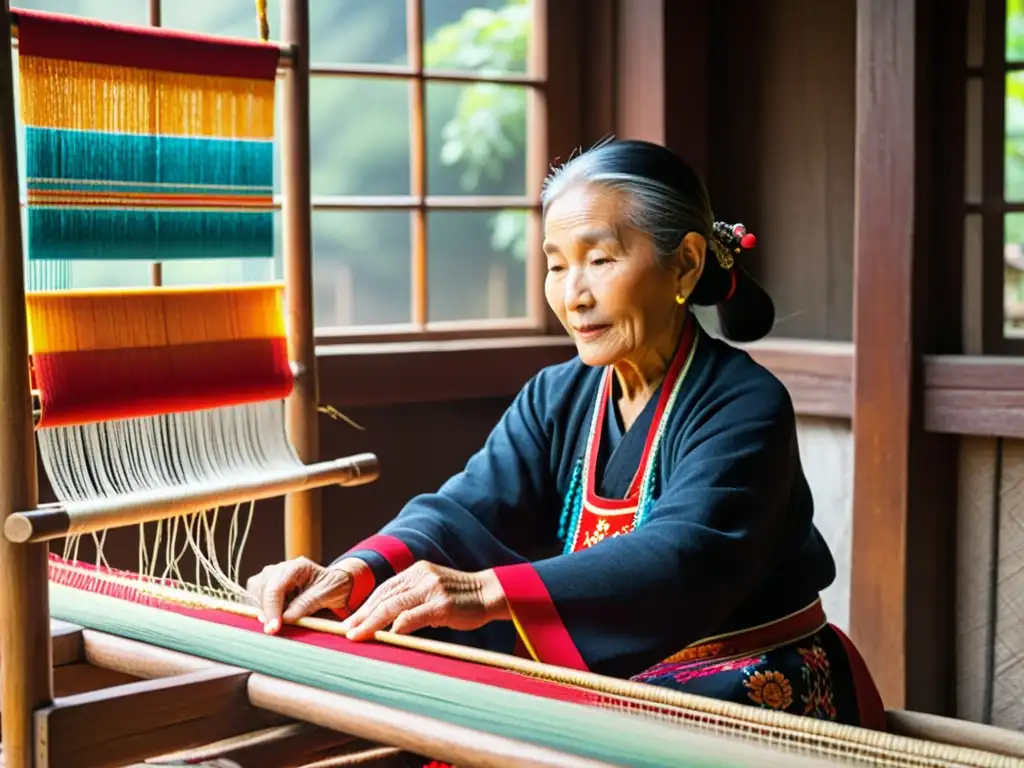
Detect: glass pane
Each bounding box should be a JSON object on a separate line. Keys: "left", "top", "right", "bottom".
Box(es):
{"left": 1005, "top": 213, "right": 1024, "bottom": 338}
{"left": 310, "top": 0, "right": 407, "bottom": 66}
{"left": 426, "top": 81, "right": 528, "bottom": 196}
{"left": 12, "top": 0, "right": 148, "bottom": 24}
{"left": 1009, "top": 0, "right": 1024, "bottom": 61}
{"left": 1007, "top": 73, "right": 1024, "bottom": 200}
{"left": 312, "top": 211, "right": 412, "bottom": 327}
{"left": 424, "top": 0, "right": 532, "bottom": 75}
{"left": 64, "top": 262, "right": 151, "bottom": 289}
{"left": 311, "top": 78, "right": 411, "bottom": 197}
{"left": 161, "top": 0, "right": 273, "bottom": 39}
{"left": 427, "top": 209, "right": 527, "bottom": 321}
{"left": 161, "top": 0, "right": 407, "bottom": 65}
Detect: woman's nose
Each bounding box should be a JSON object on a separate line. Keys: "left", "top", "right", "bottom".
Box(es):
{"left": 564, "top": 270, "right": 594, "bottom": 311}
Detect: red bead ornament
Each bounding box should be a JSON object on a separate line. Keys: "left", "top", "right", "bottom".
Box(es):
{"left": 740, "top": 233, "right": 757, "bottom": 249}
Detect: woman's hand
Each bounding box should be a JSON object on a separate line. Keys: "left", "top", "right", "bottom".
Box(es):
{"left": 339, "top": 561, "right": 509, "bottom": 641}
{"left": 245, "top": 556, "right": 366, "bottom": 634}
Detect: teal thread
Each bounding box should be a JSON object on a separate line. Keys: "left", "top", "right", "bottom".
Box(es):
{"left": 26, "top": 127, "right": 273, "bottom": 187}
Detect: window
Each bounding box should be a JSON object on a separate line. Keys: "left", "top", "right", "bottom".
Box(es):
{"left": 966, "top": 0, "right": 1024, "bottom": 352}
{"left": 11, "top": 0, "right": 547, "bottom": 340}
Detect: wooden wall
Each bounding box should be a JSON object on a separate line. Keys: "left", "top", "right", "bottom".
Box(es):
{"left": 708, "top": 0, "right": 857, "bottom": 342}
{"left": 956, "top": 436, "right": 1024, "bottom": 731}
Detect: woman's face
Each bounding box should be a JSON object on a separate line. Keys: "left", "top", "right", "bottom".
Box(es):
{"left": 542, "top": 183, "right": 703, "bottom": 369}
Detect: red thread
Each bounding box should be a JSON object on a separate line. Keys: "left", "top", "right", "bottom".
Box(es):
{"left": 33, "top": 337, "right": 293, "bottom": 428}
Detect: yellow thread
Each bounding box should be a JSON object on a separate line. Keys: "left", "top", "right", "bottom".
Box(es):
{"left": 505, "top": 605, "right": 542, "bottom": 663}
{"left": 317, "top": 404, "right": 366, "bottom": 432}
{"left": 19, "top": 56, "right": 275, "bottom": 140}
{"left": 26, "top": 285, "right": 287, "bottom": 354}
{"left": 256, "top": 0, "right": 270, "bottom": 42}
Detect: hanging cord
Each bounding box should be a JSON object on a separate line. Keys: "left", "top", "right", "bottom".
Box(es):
{"left": 255, "top": 0, "right": 269, "bottom": 41}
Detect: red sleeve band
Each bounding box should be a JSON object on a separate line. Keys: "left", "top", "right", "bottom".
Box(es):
{"left": 330, "top": 534, "right": 417, "bottom": 621}
{"left": 493, "top": 563, "right": 588, "bottom": 672}
{"left": 347, "top": 534, "right": 416, "bottom": 574}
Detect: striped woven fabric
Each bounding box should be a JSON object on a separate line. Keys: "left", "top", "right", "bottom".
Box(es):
{"left": 15, "top": 9, "right": 279, "bottom": 265}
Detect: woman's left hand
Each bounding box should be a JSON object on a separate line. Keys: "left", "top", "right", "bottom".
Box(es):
{"left": 339, "top": 561, "right": 509, "bottom": 641}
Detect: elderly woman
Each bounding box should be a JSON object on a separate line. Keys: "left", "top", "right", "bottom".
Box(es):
{"left": 247, "top": 139, "right": 884, "bottom": 729}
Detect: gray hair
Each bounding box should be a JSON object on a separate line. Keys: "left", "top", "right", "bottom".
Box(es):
{"left": 540, "top": 145, "right": 731, "bottom": 269}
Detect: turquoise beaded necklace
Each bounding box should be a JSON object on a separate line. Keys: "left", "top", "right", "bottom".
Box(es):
{"left": 557, "top": 332, "right": 700, "bottom": 554}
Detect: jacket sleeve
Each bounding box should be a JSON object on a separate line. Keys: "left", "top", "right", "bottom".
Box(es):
{"left": 491, "top": 379, "right": 805, "bottom": 677}
{"left": 336, "top": 371, "right": 561, "bottom": 607}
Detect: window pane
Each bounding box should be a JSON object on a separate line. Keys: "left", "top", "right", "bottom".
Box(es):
{"left": 313, "top": 211, "right": 412, "bottom": 327}
{"left": 424, "top": 0, "right": 532, "bottom": 75}
{"left": 1007, "top": 73, "right": 1024, "bottom": 200}
{"left": 427, "top": 209, "right": 527, "bottom": 321}
{"left": 426, "top": 82, "right": 528, "bottom": 196}
{"left": 12, "top": 0, "right": 147, "bottom": 24}
{"left": 1009, "top": 0, "right": 1024, "bottom": 61}
{"left": 1005, "top": 213, "right": 1024, "bottom": 338}
{"left": 161, "top": 0, "right": 272, "bottom": 39}
{"left": 311, "top": 78, "right": 411, "bottom": 197}
{"left": 161, "top": 0, "right": 407, "bottom": 65}
{"left": 310, "top": 0, "right": 407, "bottom": 66}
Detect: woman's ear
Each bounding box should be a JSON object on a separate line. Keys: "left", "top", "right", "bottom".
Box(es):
{"left": 676, "top": 232, "right": 706, "bottom": 298}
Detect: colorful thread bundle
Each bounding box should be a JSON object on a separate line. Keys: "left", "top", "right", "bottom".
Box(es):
{"left": 27, "top": 284, "right": 293, "bottom": 428}
{"left": 15, "top": 9, "right": 280, "bottom": 269}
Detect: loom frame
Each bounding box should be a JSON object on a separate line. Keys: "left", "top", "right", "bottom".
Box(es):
{"left": 0, "top": 2, "right": 391, "bottom": 766}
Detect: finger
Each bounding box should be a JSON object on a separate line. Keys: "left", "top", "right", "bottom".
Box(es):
{"left": 340, "top": 575, "right": 401, "bottom": 632}
{"left": 245, "top": 574, "right": 265, "bottom": 622}
{"left": 390, "top": 602, "right": 443, "bottom": 636}
{"left": 282, "top": 572, "right": 348, "bottom": 623}
{"left": 346, "top": 592, "right": 421, "bottom": 642}
{"left": 261, "top": 567, "right": 302, "bottom": 634}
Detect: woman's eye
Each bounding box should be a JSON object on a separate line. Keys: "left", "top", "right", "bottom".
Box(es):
{"left": 547, "top": 264, "right": 565, "bottom": 273}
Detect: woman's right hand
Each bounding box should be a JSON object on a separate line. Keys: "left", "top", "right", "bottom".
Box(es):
{"left": 245, "top": 556, "right": 364, "bottom": 634}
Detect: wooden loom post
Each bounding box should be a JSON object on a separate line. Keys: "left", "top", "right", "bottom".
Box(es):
{"left": 0, "top": 0, "right": 53, "bottom": 764}
{"left": 280, "top": 0, "right": 322, "bottom": 562}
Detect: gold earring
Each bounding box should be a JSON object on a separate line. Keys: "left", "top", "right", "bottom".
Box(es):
{"left": 675, "top": 293, "right": 686, "bottom": 305}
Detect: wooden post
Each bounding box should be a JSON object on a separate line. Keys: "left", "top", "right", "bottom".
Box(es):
{"left": 850, "top": 0, "right": 957, "bottom": 713}
{"left": 0, "top": 1, "right": 54, "bottom": 764}
{"left": 280, "top": 0, "right": 322, "bottom": 563}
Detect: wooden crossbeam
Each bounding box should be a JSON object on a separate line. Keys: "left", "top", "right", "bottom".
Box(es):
{"left": 147, "top": 723, "right": 392, "bottom": 768}
{"left": 35, "top": 666, "right": 260, "bottom": 768}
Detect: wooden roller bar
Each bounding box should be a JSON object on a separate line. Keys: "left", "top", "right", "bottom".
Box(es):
{"left": 3, "top": 452, "right": 379, "bottom": 544}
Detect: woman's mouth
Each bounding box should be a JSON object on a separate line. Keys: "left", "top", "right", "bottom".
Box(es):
{"left": 573, "top": 324, "right": 610, "bottom": 341}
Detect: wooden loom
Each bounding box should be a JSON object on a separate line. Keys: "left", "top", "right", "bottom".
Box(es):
{"left": 2, "top": 4, "right": 1024, "bottom": 768}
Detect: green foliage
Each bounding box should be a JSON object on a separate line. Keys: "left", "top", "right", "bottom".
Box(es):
{"left": 425, "top": 0, "right": 531, "bottom": 261}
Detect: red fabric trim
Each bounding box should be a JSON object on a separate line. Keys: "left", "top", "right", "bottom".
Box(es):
{"left": 347, "top": 534, "right": 416, "bottom": 575}
{"left": 48, "top": 555, "right": 605, "bottom": 709}
{"left": 330, "top": 560, "right": 376, "bottom": 620}
{"left": 584, "top": 314, "right": 696, "bottom": 510}
{"left": 14, "top": 8, "right": 280, "bottom": 80}
{"left": 493, "top": 563, "right": 588, "bottom": 672}
{"left": 33, "top": 337, "right": 292, "bottom": 428}
{"left": 830, "top": 624, "right": 887, "bottom": 731}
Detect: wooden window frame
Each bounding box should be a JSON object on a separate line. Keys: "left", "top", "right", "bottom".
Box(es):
{"left": 969, "top": 0, "right": 1024, "bottom": 354}
{"left": 147, "top": 0, "right": 557, "bottom": 345}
